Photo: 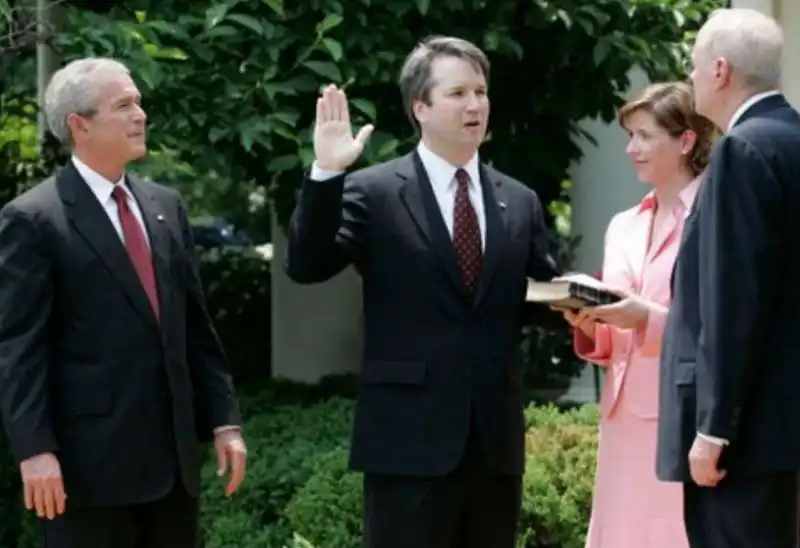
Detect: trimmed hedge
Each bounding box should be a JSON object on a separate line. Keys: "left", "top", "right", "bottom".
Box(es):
{"left": 200, "top": 390, "right": 598, "bottom": 548}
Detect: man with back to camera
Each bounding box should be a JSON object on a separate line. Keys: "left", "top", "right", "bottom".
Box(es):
{"left": 657, "top": 8, "right": 800, "bottom": 547}
{"left": 0, "top": 57, "right": 246, "bottom": 547}
{"left": 284, "top": 35, "right": 561, "bottom": 547}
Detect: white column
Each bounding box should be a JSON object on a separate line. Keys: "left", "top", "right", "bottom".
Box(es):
{"left": 730, "top": 0, "right": 798, "bottom": 108}
{"left": 776, "top": 0, "right": 800, "bottom": 108}
{"left": 730, "top": 0, "right": 773, "bottom": 15}
{"left": 270, "top": 206, "right": 363, "bottom": 383}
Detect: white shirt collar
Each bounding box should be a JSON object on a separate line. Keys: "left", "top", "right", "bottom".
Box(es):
{"left": 416, "top": 141, "right": 481, "bottom": 191}
{"left": 727, "top": 90, "right": 781, "bottom": 130}
{"left": 71, "top": 154, "right": 132, "bottom": 204}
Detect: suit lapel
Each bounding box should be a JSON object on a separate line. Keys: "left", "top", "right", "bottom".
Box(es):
{"left": 398, "top": 152, "right": 465, "bottom": 295}
{"left": 472, "top": 165, "right": 507, "bottom": 308}
{"left": 57, "top": 163, "right": 162, "bottom": 332}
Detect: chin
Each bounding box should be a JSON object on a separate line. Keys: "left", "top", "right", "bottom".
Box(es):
{"left": 130, "top": 145, "right": 148, "bottom": 161}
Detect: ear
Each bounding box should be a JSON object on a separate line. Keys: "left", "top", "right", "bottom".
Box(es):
{"left": 65, "top": 113, "right": 88, "bottom": 141}
{"left": 680, "top": 129, "right": 697, "bottom": 155}
{"left": 714, "top": 57, "right": 732, "bottom": 89}
{"left": 412, "top": 100, "right": 427, "bottom": 125}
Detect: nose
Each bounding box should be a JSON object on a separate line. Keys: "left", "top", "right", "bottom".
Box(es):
{"left": 133, "top": 103, "right": 147, "bottom": 123}
{"left": 466, "top": 91, "right": 484, "bottom": 111}
{"left": 625, "top": 139, "right": 639, "bottom": 158}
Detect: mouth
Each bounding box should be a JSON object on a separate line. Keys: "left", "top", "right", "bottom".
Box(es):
{"left": 464, "top": 121, "right": 481, "bottom": 129}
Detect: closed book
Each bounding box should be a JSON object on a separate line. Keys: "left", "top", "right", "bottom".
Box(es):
{"left": 526, "top": 273, "right": 621, "bottom": 309}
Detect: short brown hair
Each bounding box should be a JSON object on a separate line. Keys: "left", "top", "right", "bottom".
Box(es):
{"left": 618, "top": 82, "right": 718, "bottom": 176}
{"left": 398, "top": 35, "right": 490, "bottom": 129}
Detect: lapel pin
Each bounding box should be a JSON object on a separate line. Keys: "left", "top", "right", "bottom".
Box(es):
{"left": 156, "top": 214, "right": 165, "bottom": 222}
{"left": 498, "top": 201, "right": 506, "bottom": 210}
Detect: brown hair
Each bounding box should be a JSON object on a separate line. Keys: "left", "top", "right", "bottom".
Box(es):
{"left": 618, "top": 81, "right": 718, "bottom": 176}
{"left": 398, "top": 35, "right": 490, "bottom": 129}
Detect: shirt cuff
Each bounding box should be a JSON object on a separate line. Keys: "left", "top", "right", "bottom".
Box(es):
{"left": 213, "top": 425, "right": 241, "bottom": 435}
{"left": 310, "top": 163, "right": 344, "bottom": 181}
{"left": 698, "top": 432, "right": 729, "bottom": 445}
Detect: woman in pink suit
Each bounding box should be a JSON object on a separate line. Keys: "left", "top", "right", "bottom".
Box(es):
{"left": 559, "top": 82, "right": 717, "bottom": 548}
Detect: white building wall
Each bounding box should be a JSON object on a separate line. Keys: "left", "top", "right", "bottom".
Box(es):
{"left": 270, "top": 206, "right": 363, "bottom": 383}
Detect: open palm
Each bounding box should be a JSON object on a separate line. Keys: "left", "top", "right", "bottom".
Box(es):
{"left": 314, "top": 84, "right": 374, "bottom": 172}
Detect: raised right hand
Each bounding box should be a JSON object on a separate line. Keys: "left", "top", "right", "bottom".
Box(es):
{"left": 20, "top": 452, "right": 66, "bottom": 520}
{"left": 314, "top": 84, "right": 374, "bottom": 172}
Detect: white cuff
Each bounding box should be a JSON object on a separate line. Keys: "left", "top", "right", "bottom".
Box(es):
{"left": 310, "top": 163, "right": 344, "bottom": 181}
{"left": 698, "top": 432, "right": 729, "bottom": 445}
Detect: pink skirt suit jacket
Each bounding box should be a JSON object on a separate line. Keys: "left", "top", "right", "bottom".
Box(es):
{"left": 575, "top": 177, "right": 700, "bottom": 548}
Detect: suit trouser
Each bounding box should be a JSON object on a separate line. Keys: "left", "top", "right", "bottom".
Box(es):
{"left": 362, "top": 416, "right": 522, "bottom": 548}
{"left": 683, "top": 472, "right": 799, "bottom": 548}
{"left": 40, "top": 481, "right": 199, "bottom": 548}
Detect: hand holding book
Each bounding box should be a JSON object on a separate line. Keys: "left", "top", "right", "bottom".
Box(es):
{"left": 527, "top": 273, "right": 652, "bottom": 329}
{"left": 526, "top": 273, "right": 621, "bottom": 311}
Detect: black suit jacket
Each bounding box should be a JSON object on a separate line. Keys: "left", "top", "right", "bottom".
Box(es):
{"left": 0, "top": 161, "right": 241, "bottom": 506}
{"left": 657, "top": 94, "right": 800, "bottom": 481}
{"left": 285, "top": 151, "right": 560, "bottom": 477}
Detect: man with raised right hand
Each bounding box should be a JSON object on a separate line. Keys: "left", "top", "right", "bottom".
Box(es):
{"left": 285, "top": 35, "right": 560, "bottom": 547}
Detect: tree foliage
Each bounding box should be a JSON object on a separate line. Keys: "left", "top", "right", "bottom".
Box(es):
{"left": 4, "top": 0, "right": 722, "bottom": 227}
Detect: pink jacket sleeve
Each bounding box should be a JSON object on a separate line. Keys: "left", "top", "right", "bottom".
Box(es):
{"left": 634, "top": 304, "right": 668, "bottom": 358}
{"left": 571, "top": 216, "right": 618, "bottom": 367}
{"left": 574, "top": 324, "right": 613, "bottom": 367}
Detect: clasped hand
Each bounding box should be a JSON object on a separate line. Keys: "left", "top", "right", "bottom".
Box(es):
{"left": 551, "top": 275, "right": 650, "bottom": 330}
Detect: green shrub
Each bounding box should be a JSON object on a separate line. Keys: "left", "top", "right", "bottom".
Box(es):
{"left": 197, "top": 247, "right": 271, "bottom": 384}
{"left": 284, "top": 447, "right": 363, "bottom": 548}
{"left": 519, "top": 405, "right": 599, "bottom": 548}
{"left": 284, "top": 403, "right": 600, "bottom": 548}
{"left": 200, "top": 396, "right": 355, "bottom": 547}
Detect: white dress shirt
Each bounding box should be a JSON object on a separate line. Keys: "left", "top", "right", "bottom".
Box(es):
{"left": 71, "top": 155, "right": 150, "bottom": 246}
{"left": 310, "top": 141, "right": 487, "bottom": 248}
{"left": 726, "top": 90, "right": 781, "bottom": 131}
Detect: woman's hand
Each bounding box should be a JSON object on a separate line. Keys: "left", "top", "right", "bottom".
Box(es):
{"left": 551, "top": 306, "right": 596, "bottom": 338}
{"left": 583, "top": 288, "right": 650, "bottom": 329}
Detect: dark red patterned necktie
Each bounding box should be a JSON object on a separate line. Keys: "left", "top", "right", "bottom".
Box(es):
{"left": 452, "top": 168, "right": 483, "bottom": 297}
{"left": 112, "top": 186, "right": 160, "bottom": 319}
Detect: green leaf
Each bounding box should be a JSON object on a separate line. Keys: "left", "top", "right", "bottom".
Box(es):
{"left": 268, "top": 155, "right": 299, "bottom": 172}
{"left": 204, "top": 3, "right": 229, "bottom": 29}
{"left": 209, "top": 126, "right": 229, "bottom": 143}
{"left": 322, "top": 38, "right": 343, "bottom": 61}
{"left": 378, "top": 138, "right": 399, "bottom": 157}
{"left": 262, "top": 0, "right": 284, "bottom": 17}
{"left": 203, "top": 25, "right": 239, "bottom": 39}
{"left": 271, "top": 111, "right": 301, "bottom": 126}
{"left": 316, "top": 13, "right": 344, "bottom": 34}
{"left": 351, "top": 98, "right": 376, "bottom": 121}
{"left": 592, "top": 39, "right": 612, "bottom": 66}
{"left": 303, "top": 61, "right": 342, "bottom": 82}
{"left": 416, "top": 0, "right": 430, "bottom": 15}
{"left": 226, "top": 14, "right": 264, "bottom": 35}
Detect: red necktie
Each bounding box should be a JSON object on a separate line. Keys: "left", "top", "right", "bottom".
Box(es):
{"left": 112, "top": 186, "right": 160, "bottom": 319}
{"left": 452, "top": 169, "right": 483, "bottom": 297}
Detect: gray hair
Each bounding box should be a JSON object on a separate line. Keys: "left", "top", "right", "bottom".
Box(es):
{"left": 398, "top": 35, "right": 490, "bottom": 129}
{"left": 43, "top": 57, "right": 131, "bottom": 146}
{"left": 696, "top": 8, "right": 783, "bottom": 91}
